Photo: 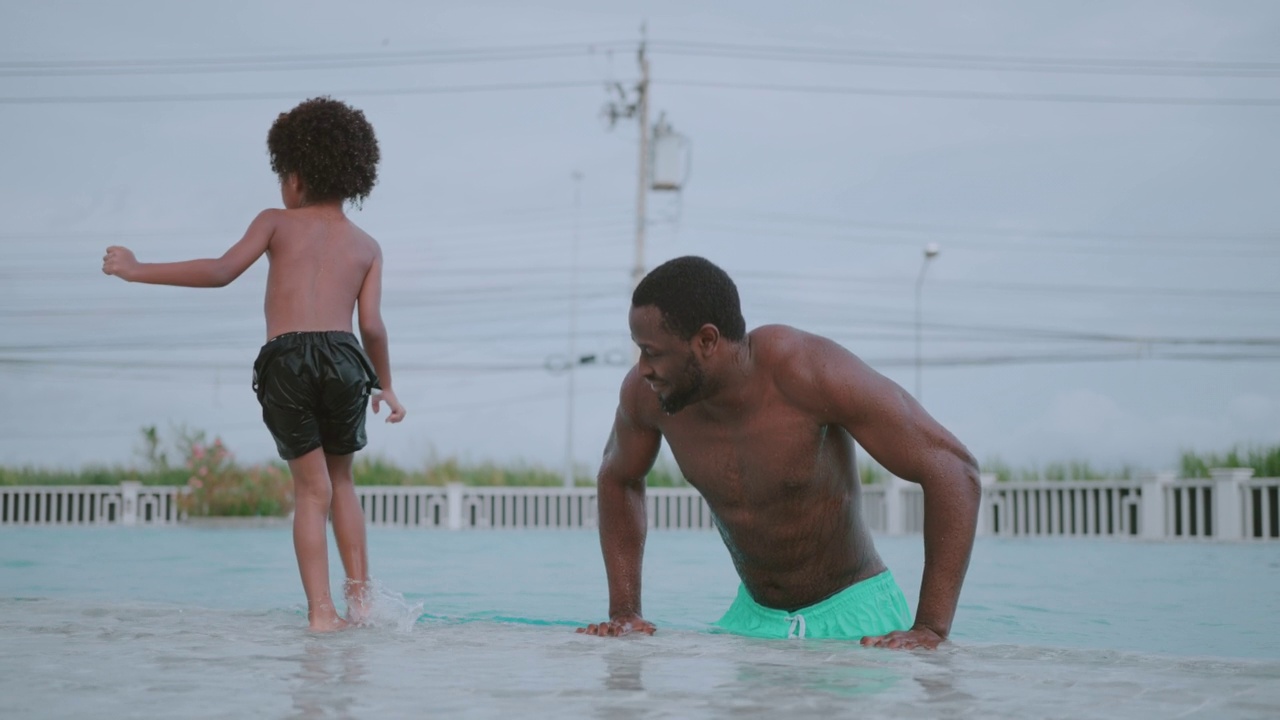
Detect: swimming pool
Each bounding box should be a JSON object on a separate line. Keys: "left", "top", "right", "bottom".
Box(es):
{"left": 2, "top": 528, "right": 1278, "bottom": 718}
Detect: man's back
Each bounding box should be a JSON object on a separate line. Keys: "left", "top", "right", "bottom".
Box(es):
{"left": 263, "top": 206, "right": 378, "bottom": 340}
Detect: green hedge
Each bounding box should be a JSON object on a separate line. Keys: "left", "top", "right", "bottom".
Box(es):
{"left": 6, "top": 426, "right": 1276, "bottom": 491}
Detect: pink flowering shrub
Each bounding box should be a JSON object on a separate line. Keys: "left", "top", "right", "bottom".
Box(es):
{"left": 177, "top": 437, "right": 294, "bottom": 517}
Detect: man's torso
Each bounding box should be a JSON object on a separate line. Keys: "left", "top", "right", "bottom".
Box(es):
{"left": 642, "top": 327, "right": 885, "bottom": 611}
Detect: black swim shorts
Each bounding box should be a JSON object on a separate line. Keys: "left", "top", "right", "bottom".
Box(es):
{"left": 251, "top": 331, "right": 381, "bottom": 460}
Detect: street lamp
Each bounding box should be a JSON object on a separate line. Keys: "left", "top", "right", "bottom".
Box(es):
{"left": 563, "top": 171, "right": 583, "bottom": 489}
{"left": 914, "top": 242, "right": 940, "bottom": 402}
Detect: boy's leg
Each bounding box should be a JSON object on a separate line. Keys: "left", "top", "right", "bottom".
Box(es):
{"left": 327, "top": 451, "right": 371, "bottom": 622}
{"left": 288, "top": 447, "right": 345, "bottom": 632}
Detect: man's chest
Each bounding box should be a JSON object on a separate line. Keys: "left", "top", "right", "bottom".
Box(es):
{"left": 661, "top": 408, "right": 836, "bottom": 505}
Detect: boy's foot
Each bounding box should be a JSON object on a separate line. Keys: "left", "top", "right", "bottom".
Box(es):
{"left": 345, "top": 579, "right": 372, "bottom": 625}
{"left": 308, "top": 601, "right": 350, "bottom": 632}
{"left": 308, "top": 615, "right": 350, "bottom": 633}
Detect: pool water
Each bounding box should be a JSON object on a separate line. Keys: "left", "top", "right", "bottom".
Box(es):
{"left": 2, "top": 528, "right": 1278, "bottom": 719}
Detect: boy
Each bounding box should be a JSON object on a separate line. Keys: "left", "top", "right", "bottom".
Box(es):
{"left": 102, "top": 97, "right": 406, "bottom": 632}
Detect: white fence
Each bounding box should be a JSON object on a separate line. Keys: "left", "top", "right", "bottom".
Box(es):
{"left": 3, "top": 473, "right": 1277, "bottom": 541}
{"left": 355, "top": 485, "right": 716, "bottom": 530}
{"left": 0, "top": 482, "right": 181, "bottom": 526}
{"left": 968, "top": 469, "right": 1279, "bottom": 541}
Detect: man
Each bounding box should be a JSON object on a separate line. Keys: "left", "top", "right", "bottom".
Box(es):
{"left": 578, "top": 256, "right": 979, "bottom": 649}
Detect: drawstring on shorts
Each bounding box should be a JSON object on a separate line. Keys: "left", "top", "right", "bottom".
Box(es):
{"left": 786, "top": 613, "right": 807, "bottom": 639}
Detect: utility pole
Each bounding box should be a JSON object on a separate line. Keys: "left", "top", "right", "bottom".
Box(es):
{"left": 632, "top": 39, "right": 650, "bottom": 290}
{"left": 914, "top": 243, "right": 940, "bottom": 402}
{"left": 603, "top": 28, "right": 651, "bottom": 289}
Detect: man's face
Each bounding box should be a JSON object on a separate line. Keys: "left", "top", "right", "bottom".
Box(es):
{"left": 629, "top": 305, "right": 706, "bottom": 415}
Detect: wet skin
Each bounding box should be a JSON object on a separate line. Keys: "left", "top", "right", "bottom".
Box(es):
{"left": 579, "top": 306, "right": 981, "bottom": 649}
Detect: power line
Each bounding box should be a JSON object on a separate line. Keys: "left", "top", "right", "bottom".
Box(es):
{"left": 693, "top": 207, "right": 1280, "bottom": 245}
{"left": 842, "top": 318, "right": 1280, "bottom": 346}
{"left": 736, "top": 271, "right": 1280, "bottom": 300}
{"left": 13, "top": 273, "right": 1275, "bottom": 314}
{"left": 4, "top": 348, "right": 1275, "bottom": 377}
{"left": 8, "top": 79, "right": 1275, "bottom": 109}
{"left": 0, "top": 356, "right": 550, "bottom": 373}
{"left": 5, "top": 77, "right": 1275, "bottom": 108}
{"left": 0, "top": 79, "right": 613, "bottom": 105}
{"left": 0, "top": 44, "right": 631, "bottom": 77}
{"left": 11, "top": 263, "right": 1275, "bottom": 301}
{"left": 0, "top": 327, "right": 631, "bottom": 354}
{"left": 0, "top": 290, "right": 626, "bottom": 320}
{"left": 687, "top": 221, "right": 1280, "bottom": 258}
{"left": 648, "top": 40, "right": 1280, "bottom": 78}
{"left": 0, "top": 204, "right": 635, "bottom": 242}
{"left": 659, "top": 79, "right": 1280, "bottom": 108}
{"left": 4, "top": 39, "right": 1277, "bottom": 78}
{"left": 7, "top": 205, "right": 1270, "bottom": 246}
{"left": 869, "top": 350, "right": 1280, "bottom": 367}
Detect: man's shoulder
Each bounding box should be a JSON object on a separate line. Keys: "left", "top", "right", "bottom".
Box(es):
{"left": 617, "top": 365, "right": 662, "bottom": 428}
{"left": 750, "top": 325, "right": 864, "bottom": 402}
{"left": 749, "top": 324, "right": 838, "bottom": 366}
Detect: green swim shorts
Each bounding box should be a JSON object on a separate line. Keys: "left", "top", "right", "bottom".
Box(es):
{"left": 714, "top": 570, "right": 913, "bottom": 640}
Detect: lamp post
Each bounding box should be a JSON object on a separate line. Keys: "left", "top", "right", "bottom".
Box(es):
{"left": 914, "top": 243, "right": 940, "bottom": 402}
{"left": 563, "top": 171, "right": 583, "bottom": 489}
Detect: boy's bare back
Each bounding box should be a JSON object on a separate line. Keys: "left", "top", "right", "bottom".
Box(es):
{"left": 262, "top": 205, "right": 379, "bottom": 339}
{"left": 100, "top": 202, "right": 384, "bottom": 342}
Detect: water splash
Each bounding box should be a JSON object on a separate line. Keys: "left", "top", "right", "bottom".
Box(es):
{"left": 346, "top": 579, "right": 424, "bottom": 633}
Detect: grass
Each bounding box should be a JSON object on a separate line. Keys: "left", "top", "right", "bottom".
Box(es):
{"left": 5, "top": 426, "right": 1277, "bottom": 496}
{"left": 0, "top": 465, "right": 191, "bottom": 487}
{"left": 1178, "top": 444, "right": 1280, "bottom": 479}
{"left": 0, "top": 427, "right": 692, "bottom": 518}
{"left": 351, "top": 455, "right": 688, "bottom": 488}
{"left": 979, "top": 458, "right": 1138, "bottom": 483}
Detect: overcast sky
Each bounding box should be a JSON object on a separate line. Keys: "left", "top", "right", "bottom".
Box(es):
{"left": 2, "top": 0, "right": 1278, "bottom": 476}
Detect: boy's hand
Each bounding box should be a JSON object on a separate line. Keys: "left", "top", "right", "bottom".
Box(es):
{"left": 102, "top": 246, "right": 139, "bottom": 280}
{"left": 372, "top": 389, "right": 406, "bottom": 423}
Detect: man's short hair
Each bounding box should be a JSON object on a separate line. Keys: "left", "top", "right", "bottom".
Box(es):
{"left": 632, "top": 256, "right": 746, "bottom": 342}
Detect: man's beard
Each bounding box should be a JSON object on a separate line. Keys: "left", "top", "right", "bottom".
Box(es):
{"left": 657, "top": 354, "right": 706, "bottom": 415}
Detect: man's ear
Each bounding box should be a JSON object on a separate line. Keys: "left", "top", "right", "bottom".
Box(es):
{"left": 695, "top": 323, "right": 721, "bottom": 357}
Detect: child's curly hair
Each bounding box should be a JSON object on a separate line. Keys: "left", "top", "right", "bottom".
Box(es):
{"left": 267, "top": 97, "right": 380, "bottom": 206}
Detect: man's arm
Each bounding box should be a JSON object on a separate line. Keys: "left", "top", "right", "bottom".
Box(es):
{"left": 797, "top": 333, "right": 980, "bottom": 649}
{"left": 578, "top": 372, "right": 662, "bottom": 637}
{"left": 102, "top": 210, "right": 277, "bottom": 287}
{"left": 356, "top": 244, "right": 405, "bottom": 423}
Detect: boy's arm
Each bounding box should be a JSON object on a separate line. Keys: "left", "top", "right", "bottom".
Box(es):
{"left": 356, "top": 244, "right": 405, "bottom": 422}
{"left": 102, "top": 210, "right": 277, "bottom": 287}
{"left": 578, "top": 371, "right": 662, "bottom": 638}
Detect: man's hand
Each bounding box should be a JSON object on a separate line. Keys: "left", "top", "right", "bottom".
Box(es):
{"left": 102, "top": 246, "right": 139, "bottom": 281}
{"left": 576, "top": 614, "right": 656, "bottom": 638}
{"left": 372, "top": 389, "right": 406, "bottom": 423}
{"left": 860, "top": 626, "right": 945, "bottom": 650}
